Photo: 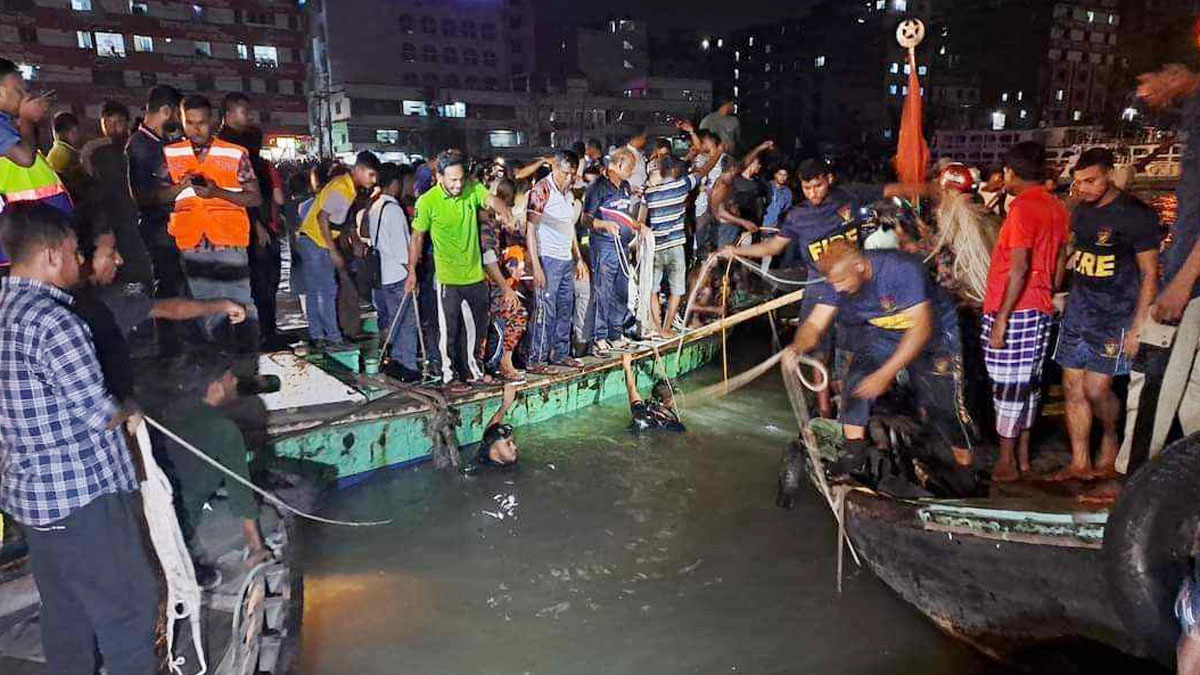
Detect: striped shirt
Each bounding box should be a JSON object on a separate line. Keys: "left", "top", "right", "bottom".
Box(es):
{"left": 0, "top": 277, "right": 136, "bottom": 526}
{"left": 644, "top": 173, "right": 702, "bottom": 252}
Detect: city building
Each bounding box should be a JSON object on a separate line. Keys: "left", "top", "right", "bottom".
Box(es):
{"left": 307, "top": 0, "right": 536, "bottom": 158}
{"left": 0, "top": 0, "right": 308, "bottom": 150}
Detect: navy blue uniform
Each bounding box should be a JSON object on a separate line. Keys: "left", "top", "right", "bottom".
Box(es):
{"left": 1054, "top": 192, "right": 1160, "bottom": 375}
{"left": 833, "top": 251, "right": 970, "bottom": 448}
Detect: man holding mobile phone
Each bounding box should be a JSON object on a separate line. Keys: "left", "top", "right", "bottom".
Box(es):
{"left": 0, "top": 59, "right": 72, "bottom": 271}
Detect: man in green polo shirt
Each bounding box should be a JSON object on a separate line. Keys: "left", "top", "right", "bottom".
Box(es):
{"left": 405, "top": 152, "right": 512, "bottom": 391}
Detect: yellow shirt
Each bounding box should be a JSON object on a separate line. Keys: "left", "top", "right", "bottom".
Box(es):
{"left": 299, "top": 174, "right": 357, "bottom": 249}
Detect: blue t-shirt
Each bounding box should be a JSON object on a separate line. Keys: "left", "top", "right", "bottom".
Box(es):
{"left": 1063, "top": 192, "right": 1161, "bottom": 340}
{"left": 644, "top": 173, "right": 700, "bottom": 252}
{"left": 584, "top": 176, "right": 636, "bottom": 246}
{"left": 833, "top": 250, "right": 959, "bottom": 354}
{"left": 780, "top": 184, "right": 883, "bottom": 300}
{"left": 0, "top": 111, "right": 19, "bottom": 157}
{"left": 1165, "top": 93, "right": 1200, "bottom": 298}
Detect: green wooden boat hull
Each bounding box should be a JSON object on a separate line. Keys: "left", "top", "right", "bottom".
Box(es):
{"left": 269, "top": 337, "right": 718, "bottom": 487}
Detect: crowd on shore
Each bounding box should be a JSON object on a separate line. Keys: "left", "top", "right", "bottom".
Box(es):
{"left": 5, "top": 46, "right": 1200, "bottom": 672}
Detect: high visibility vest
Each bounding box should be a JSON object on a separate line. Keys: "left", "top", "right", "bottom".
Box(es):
{"left": 299, "top": 173, "right": 356, "bottom": 249}
{"left": 0, "top": 153, "right": 73, "bottom": 266}
{"left": 163, "top": 138, "right": 251, "bottom": 250}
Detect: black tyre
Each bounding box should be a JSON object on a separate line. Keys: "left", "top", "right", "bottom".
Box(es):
{"left": 1104, "top": 431, "right": 1200, "bottom": 665}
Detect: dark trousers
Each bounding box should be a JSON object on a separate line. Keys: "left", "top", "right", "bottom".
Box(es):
{"left": 23, "top": 491, "right": 160, "bottom": 675}
{"left": 144, "top": 225, "right": 189, "bottom": 355}
{"left": 417, "top": 260, "right": 442, "bottom": 375}
{"left": 529, "top": 256, "right": 576, "bottom": 365}
{"left": 435, "top": 280, "right": 489, "bottom": 383}
{"left": 590, "top": 241, "right": 630, "bottom": 342}
{"left": 249, "top": 233, "right": 282, "bottom": 340}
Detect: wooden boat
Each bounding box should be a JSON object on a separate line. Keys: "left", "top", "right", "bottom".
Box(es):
{"left": 263, "top": 289, "right": 805, "bottom": 487}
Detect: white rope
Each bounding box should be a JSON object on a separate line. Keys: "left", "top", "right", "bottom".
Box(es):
{"left": 132, "top": 421, "right": 206, "bottom": 675}
{"left": 925, "top": 192, "right": 994, "bottom": 305}
{"left": 145, "top": 415, "right": 392, "bottom": 527}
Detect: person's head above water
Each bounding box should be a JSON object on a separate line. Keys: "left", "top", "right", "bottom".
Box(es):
{"left": 480, "top": 422, "right": 518, "bottom": 467}
{"left": 816, "top": 239, "right": 871, "bottom": 295}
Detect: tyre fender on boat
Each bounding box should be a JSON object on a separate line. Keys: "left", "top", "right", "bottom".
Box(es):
{"left": 1104, "top": 431, "right": 1200, "bottom": 665}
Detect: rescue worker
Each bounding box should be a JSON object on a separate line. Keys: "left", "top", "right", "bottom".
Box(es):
{"left": 781, "top": 241, "right": 974, "bottom": 481}
{"left": 162, "top": 94, "right": 262, "bottom": 350}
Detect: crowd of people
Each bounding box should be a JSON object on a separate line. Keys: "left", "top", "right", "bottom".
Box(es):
{"left": 6, "top": 43, "right": 1200, "bottom": 671}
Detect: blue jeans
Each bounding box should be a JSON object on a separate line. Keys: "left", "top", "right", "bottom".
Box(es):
{"left": 529, "top": 256, "right": 576, "bottom": 364}
{"left": 296, "top": 235, "right": 341, "bottom": 342}
{"left": 373, "top": 280, "right": 419, "bottom": 369}
{"left": 590, "top": 241, "right": 630, "bottom": 341}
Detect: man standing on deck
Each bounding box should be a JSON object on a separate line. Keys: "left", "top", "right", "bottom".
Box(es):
{"left": 405, "top": 152, "right": 513, "bottom": 392}
{"left": 582, "top": 147, "right": 640, "bottom": 355}
{"left": 1051, "top": 148, "right": 1159, "bottom": 481}
{"left": 780, "top": 241, "right": 974, "bottom": 479}
{"left": 163, "top": 94, "right": 262, "bottom": 351}
{"left": 716, "top": 158, "right": 914, "bottom": 418}
{"left": 0, "top": 202, "right": 159, "bottom": 674}
{"left": 980, "top": 141, "right": 1069, "bottom": 482}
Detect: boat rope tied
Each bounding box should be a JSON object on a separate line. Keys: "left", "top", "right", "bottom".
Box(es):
{"left": 396, "top": 385, "right": 462, "bottom": 470}
{"left": 144, "top": 415, "right": 393, "bottom": 527}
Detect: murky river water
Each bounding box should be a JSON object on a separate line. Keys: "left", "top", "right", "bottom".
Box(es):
{"left": 297, "top": 342, "right": 1004, "bottom": 675}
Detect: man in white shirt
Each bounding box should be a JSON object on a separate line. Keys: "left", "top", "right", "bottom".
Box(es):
{"left": 626, "top": 130, "right": 649, "bottom": 193}
{"left": 527, "top": 150, "right": 589, "bottom": 372}
{"left": 367, "top": 163, "right": 420, "bottom": 381}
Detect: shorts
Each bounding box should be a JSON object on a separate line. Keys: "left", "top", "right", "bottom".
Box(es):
{"left": 652, "top": 246, "right": 687, "bottom": 296}
{"left": 1053, "top": 323, "right": 1130, "bottom": 376}
{"left": 842, "top": 342, "right": 970, "bottom": 449}
{"left": 718, "top": 222, "right": 747, "bottom": 247}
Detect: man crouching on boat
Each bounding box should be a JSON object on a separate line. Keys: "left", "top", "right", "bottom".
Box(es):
{"left": 478, "top": 383, "right": 520, "bottom": 468}
{"left": 781, "top": 240, "right": 974, "bottom": 484}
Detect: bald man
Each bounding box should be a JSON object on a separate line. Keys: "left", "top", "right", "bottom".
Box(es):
{"left": 782, "top": 241, "right": 974, "bottom": 481}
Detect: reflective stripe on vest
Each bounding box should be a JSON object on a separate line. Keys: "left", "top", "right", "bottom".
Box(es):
{"left": 164, "top": 138, "right": 251, "bottom": 250}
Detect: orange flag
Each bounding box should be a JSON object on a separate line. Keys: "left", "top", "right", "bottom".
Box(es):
{"left": 893, "top": 51, "right": 929, "bottom": 186}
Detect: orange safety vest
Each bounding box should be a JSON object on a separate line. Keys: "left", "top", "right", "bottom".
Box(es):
{"left": 163, "top": 137, "right": 251, "bottom": 250}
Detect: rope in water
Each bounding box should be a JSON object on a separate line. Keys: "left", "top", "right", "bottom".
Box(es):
{"left": 145, "top": 415, "right": 393, "bottom": 527}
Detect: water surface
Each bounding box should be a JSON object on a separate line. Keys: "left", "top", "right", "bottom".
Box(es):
{"left": 298, "top": 346, "right": 1000, "bottom": 675}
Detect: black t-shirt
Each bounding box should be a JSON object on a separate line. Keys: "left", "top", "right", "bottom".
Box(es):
{"left": 126, "top": 125, "right": 171, "bottom": 241}
{"left": 629, "top": 400, "right": 686, "bottom": 433}
{"left": 72, "top": 285, "right": 155, "bottom": 401}
{"left": 731, "top": 175, "right": 766, "bottom": 223}
{"left": 780, "top": 184, "right": 884, "bottom": 302}
{"left": 1063, "top": 192, "right": 1161, "bottom": 340}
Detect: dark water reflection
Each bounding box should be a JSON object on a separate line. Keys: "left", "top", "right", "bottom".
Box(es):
{"left": 297, "top": 345, "right": 1005, "bottom": 675}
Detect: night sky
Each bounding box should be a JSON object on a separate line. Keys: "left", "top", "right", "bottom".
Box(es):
{"left": 539, "top": 0, "right": 814, "bottom": 32}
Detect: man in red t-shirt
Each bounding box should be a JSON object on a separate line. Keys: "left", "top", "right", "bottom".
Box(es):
{"left": 980, "top": 141, "right": 1069, "bottom": 481}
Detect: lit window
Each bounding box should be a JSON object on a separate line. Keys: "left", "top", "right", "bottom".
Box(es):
{"left": 748, "top": 36, "right": 755, "bottom": 47}
{"left": 893, "top": 0, "right": 907, "bottom": 11}
{"left": 376, "top": 129, "right": 399, "bottom": 144}
{"left": 130, "top": 1, "right": 148, "bottom": 13}
{"left": 76, "top": 31, "right": 94, "bottom": 49}
{"left": 191, "top": 4, "right": 203, "bottom": 17}
{"left": 71, "top": 0, "right": 92, "bottom": 9}
{"left": 889, "top": 84, "right": 898, "bottom": 95}
{"left": 623, "top": 59, "right": 633, "bottom": 70}
{"left": 488, "top": 130, "right": 524, "bottom": 148}
{"left": 883, "top": 128, "right": 894, "bottom": 140}
{"left": 95, "top": 32, "right": 126, "bottom": 58}
{"left": 194, "top": 40, "right": 211, "bottom": 56}
{"left": 938, "top": 46, "right": 946, "bottom": 55}
{"left": 1001, "top": 92, "right": 1009, "bottom": 102}
{"left": 717, "top": 38, "right": 724, "bottom": 48}
{"left": 133, "top": 35, "right": 153, "bottom": 52}
{"left": 1017, "top": 90, "right": 1023, "bottom": 101}
{"left": 701, "top": 38, "right": 710, "bottom": 50}
{"left": 876, "top": 0, "right": 886, "bottom": 8}
{"left": 438, "top": 102, "right": 466, "bottom": 118}
{"left": 918, "top": 65, "right": 927, "bottom": 76}
{"left": 1073, "top": 110, "right": 1082, "bottom": 121}
{"left": 733, "top": 85, "right": 739, "bottom": 97}
{"left": 904, "top": 63, "right": 911, "bottom": 75}
{"left": 253, "top": 45, "right": 278, "bottom": 67}
{"left": 814, "top": 55, "right": 826, "bottom": 67}
{"left": 402, "top": 100, "right": 428, "bottom": 116}
{"left": 734, "top": 68, "right": 739, "bottom": 80}
{"left": 735, "top": 51, "right": 740, "bottom": 62}
{"left": 624, "top": 40, "right": 634, "bottom": 51}
{"left": 890, "top": 62, "right": 899, "bottom": 74}
{"left": 1019, "top": 109, "right": 1028, "bottom": 119}
{"left": 765, "top": 44, "right": 772, "bottom": 54}
{"left": 237, "top": 44, "right": 249, "bottom": 60}
{"left": 1055, "top": 89, "right": 1064, "bottom": 101}
{"left": 1086, "top": 10, "right": 1095, "bottom": 22}
{"left": 764, "top": 63, "right": 770, "bottom": 72}
{"left": 991, "top": 111, "right": 1006, "bottom": 130}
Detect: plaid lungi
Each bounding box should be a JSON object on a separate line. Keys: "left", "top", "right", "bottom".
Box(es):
{"left": 981, "top": 310, "right": 1053, "bottom": 439}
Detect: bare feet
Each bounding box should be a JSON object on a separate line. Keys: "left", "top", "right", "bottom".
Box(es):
{"left": 951, "top": 447, "right": 974, "bottom": 467}
{"left": 1077, "top": 480, "right": 1122, "bottom": 506}
{"left": 991, "top": 462, "right": 1020, "bottom": 482}
{"left": 1042, "top": 464, "right": 1093, "bottom": 482}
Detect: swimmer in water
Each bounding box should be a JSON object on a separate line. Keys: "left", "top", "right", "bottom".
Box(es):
{"left": 478, "top": 383, "right": 520, "bottom": 467}
{"left": 621, "top": 353, "right": 686, "bottom": 433}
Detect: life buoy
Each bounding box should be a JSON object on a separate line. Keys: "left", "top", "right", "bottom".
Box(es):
{"left": 1104, "top": 431, "right": 1200, "bottom": 666}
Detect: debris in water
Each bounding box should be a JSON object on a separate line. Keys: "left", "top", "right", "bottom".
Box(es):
{"left": 765, "top": 423, "right": 782, "bottom": 433}
{"left": 548, "top": 463, "right": 556, "bottom": 471}
{"left": 482, "top": 510, "right": 504, "bottom": 520}
{"left": 640, "top": 604, "right": 652, "bottom": 613}
{"left": 535, "top": 601, "right": 571, "bottom": 618}
{"left": 492, "top": 493, "right": 519, "bottom": 520}
{"left": 678, "top": 559, "right": 704, "bottom": 575}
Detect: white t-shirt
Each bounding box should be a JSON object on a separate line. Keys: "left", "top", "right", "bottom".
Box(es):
{"left": 527, "top": 175, "right": 578, "bottom": 261}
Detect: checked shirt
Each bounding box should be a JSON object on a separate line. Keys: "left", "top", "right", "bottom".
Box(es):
{"left": 0, "top": 277, "right": 136, "bottom": 526}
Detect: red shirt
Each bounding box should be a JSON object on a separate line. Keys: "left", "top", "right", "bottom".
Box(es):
{"left": 982, "top": 187, "right": 1069, "bottom": 315}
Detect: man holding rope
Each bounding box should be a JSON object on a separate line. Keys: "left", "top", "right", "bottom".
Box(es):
{"left": 780, "top": 241, "right": 974, "bottom": 484}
